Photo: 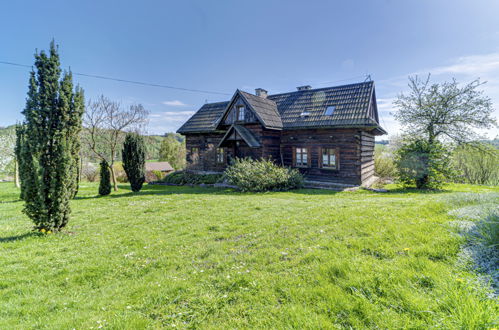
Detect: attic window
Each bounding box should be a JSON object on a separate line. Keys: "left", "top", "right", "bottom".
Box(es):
{"left": 237, "top": 105, "right": 245, "bottom": 121}
{"left": 324, "top": 106, "right": 336, "bottom": 116}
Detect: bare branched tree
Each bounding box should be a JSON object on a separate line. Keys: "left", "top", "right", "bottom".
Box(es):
{"left": 83, "top": 95, "right": 149, "bottom": 191}
{"left": 394, "top": 74, "right": 496, "bottom": 144}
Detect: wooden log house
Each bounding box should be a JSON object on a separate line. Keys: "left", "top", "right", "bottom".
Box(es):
{"left": 177, "top": 81, "right": 387, "bottom": 185}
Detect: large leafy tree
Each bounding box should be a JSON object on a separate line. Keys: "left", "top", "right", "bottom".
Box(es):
{"left": 122, "top": 133, "right": 146, "bottom": 192}
{"left": 393, "top": 75, "right": 496, "bottom": 189}
{"left": 394, "top": 75, "right": 496, "bottom": 144}
{"left": 16, "top": 41, "right": 84, "bottom": 231}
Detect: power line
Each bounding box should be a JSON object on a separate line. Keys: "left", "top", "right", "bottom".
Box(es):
{"left": 0, "top": 60, "right": 231, "bottom": 96}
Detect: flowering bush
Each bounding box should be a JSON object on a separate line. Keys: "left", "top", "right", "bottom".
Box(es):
{"left": 224, "top": 158, "right": 303, "bottom": 192}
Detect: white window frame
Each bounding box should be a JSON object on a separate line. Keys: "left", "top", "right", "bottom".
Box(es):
{"left": 321, "top": 148, "right": 338, "bottom": 169}
{"left": 237, "top": 105, "right": 245, "bottom": 121}
{"left": 295, "top": 147, "right": 308, "bottom": 167}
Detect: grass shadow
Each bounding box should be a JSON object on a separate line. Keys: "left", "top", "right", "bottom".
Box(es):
{"left": 74, "top": 183, "right": 459, "bottom": 199}
{"left": 0, "top": 232, "right": 37, "bottom": 243}
{"left": 381, "top": 187, "right": 452, "bottom": 195}
{"left": 0, "top": 199, "right": 22, "bottom": 204}
{"left": 74, "top": 183, "right": 239, "bottom": 200}
{"left": 76, "top": 184, "right": 344, "bottom": 199}
{"left": 289, "top": 188, "right": 341, "bottom": 196}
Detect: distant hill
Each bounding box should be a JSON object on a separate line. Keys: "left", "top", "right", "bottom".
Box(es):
{"left": 486, "top": 138, "right": 499, "bottom": 148}
{"left": 0, "top": 125, "right": 181, "bottom": 162}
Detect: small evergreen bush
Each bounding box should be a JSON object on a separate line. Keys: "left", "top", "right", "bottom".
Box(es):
{"left": 224, "top": 158, "right": 303, "bottom": 192}
{"left": 122, "top": 133, "right": 146, "bottom": 192}
{"left": 99, "top": 160, "right": 112, "bottom": 196}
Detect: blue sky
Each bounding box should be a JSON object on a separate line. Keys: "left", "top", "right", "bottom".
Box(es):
{"left": 1, "top": 0, "right": 498, "bottom": 137}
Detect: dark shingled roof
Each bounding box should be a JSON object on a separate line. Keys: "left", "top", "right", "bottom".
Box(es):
{"left": 238, "top": 91, "right": 282, "bottom": 129}
{"left": 177, "top": 101, "right": 228, "bottom": 133}
{"left": 177, "top": 81, "right": 386, "bottom": 134}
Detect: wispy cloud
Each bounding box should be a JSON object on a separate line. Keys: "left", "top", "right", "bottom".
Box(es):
{"left": 149, "top": 110, "right": 195, "bottom": 122}
{"left": 162, "top": 100, "right": 188, "bottom": 107}
{"left": 146, "top": 110, "right": 196, "bottom": 134}
{"left": 429, "top": 52, "right": 499, "bottom": 76}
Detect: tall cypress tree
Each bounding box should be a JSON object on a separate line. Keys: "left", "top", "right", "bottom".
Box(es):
{"left": 59, "top": 72, "right": 85, "bottom": 198}
{"left": 16, "top": 41, "right": 85, "bottom": 231}
{"left": 122, "top": 133, "right": 146, "bottom": 192}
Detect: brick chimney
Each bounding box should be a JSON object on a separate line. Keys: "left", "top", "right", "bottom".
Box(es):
{"left": 255, "top": 88, "right": 268, "bottom": 98}
{"left": 297, "top": 85, "right": 312, "bottom": 91}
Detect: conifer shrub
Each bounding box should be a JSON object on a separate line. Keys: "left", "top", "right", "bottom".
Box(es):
{"left": 15, "top": 41, "right": 84, "bottom": 231}
{"left": 122, "top": 133, "right": 146, "bottom": 192}
{"left": 99, "top": 160, "right": 112, "bottom": 196}
{"left": 224, "top": 158, "right": 303, "bottom": 192}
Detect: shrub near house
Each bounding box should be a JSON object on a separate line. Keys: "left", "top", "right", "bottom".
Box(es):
{"left": 224, "top": 158, "right": 303, "bottom": 192}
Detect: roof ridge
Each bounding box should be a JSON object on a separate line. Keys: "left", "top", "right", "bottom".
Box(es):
{"left": 201, "top": 100, "right": 229, "bottom": 105}
{"left": 199, "top": 81, "right": 373, "bottom": 107}
{"left": 267, "top": 81, "right": 373, "bottom": 98}
{"left": 240, "top": 90, "right": 278, "bottom": 104}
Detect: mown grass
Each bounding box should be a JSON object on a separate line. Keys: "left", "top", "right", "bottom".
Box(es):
{"left": 0, "top": 182, "right": 498, "bottom": 329}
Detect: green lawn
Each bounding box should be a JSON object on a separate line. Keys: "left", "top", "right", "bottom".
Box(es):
{"left": 0, "top": 182, "right": 497, "bottom": 329}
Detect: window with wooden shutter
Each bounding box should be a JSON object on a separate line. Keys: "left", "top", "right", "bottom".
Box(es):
{"left": 320, "top": 148, "right": 339, "bottom": 169}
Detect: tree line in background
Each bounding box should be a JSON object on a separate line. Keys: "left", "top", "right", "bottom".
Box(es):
{"left": 0, "top": 125, "right": 187, "bottom": 183}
